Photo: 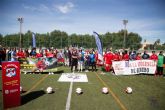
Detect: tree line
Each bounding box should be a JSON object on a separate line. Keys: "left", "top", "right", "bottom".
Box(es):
{"left": 0, "top": 29, "right": 164, "bottom": 50}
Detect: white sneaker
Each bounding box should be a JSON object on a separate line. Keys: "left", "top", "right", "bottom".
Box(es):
{"left": 85, "top": 70, "right": 89, "bottom": 72}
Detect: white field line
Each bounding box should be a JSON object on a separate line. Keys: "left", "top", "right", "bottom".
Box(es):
{"left": 65, "top": 81, "right": 73, "bottom": 110}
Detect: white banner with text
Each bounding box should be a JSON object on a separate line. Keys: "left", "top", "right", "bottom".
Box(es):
{"left": 112, "top": 60, "right": 157, "bottom": 75}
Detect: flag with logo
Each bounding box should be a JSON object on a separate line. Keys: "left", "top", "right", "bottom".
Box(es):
{"left": 32, "top": 32, "right": 36, "bottom": 48}
{"left": 93, "top": 31, "right": 103, "bottom": 61}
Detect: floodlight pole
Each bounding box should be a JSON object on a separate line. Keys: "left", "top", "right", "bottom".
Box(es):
{"left": 123, "top": 20, "right": 128, "bottom": 49}
{"left": 18, "top": 17, "right": 23, "bottom": 48}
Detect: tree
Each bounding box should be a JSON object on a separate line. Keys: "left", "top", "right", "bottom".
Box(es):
{"left": 2, "top": 29, "right": 143, "bottom": 50}
{"left": 0, "top": 34, "right": 3, "bottom": 45}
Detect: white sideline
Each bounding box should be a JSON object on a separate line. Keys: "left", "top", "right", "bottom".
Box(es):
{"left": 65, "top": 81, "right": 73, "bottom": 110}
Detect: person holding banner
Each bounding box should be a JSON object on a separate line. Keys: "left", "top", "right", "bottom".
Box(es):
{"left": 157, "top": 51, "right": 164, "bottom": 76}
{"left": 150, "top": 51, "right": 158, "bottom": 61}
{"left": 136, "top": 53, "right": 142, "bottom": 60}
{"left": 142, "top": 51, "right": 150, "bottom": 59}
{"left": 36, "top": 49, "right": 43, "bottom": 58}
{"left": 30, "top": 48, "right": 37, "bottom": 58}
{"left": 149, "top": 51, "right": 158, "bottom": 75}
{"left": 122, "top": 50, "right": 129, "bottom": 61}
{"left": 104, "top": 49, "right": 113, "bottom": 72}
{"left": 17, "top": 48, "right": 25, "bottom": 59}
{"left": 24, "top": 48, "right": 30, "bottom": 58}
{"left": 113, "top": 50, "right": 121, "bottom": 61}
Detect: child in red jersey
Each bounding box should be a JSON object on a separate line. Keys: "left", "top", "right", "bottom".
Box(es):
{"left": 17, "top": 48, "right": 25, "bottom": 58}
{"left": 135, "top": 53, "right": 142, "bottom": 60}
{"left": 150, "top": 51, "right": 158, "bottom": 61}
{"left": 104, "top": 49, "right": 114, "bottom": 72}
{"left": 122, "top": 50, "right": 129, "bottom": 61}
{"left": 113, "top": 51, "right": 120, "bottom": 61}
{"left": 36, "top": 49, "right": 43, "bottom": 58}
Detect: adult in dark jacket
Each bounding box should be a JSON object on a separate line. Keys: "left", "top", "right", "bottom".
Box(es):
{"left": 142, "top": 51, "right": 150, "bottom": 59}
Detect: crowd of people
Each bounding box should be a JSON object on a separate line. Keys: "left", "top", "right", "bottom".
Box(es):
{"left": 0, "top": 45, "right": 164, "bottom": 76}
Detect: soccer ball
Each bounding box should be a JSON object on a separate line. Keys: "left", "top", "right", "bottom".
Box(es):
{"left": 46, "top": 87, "right": 53, "bottom": 94}
{"left": 125, "top": 87, "right": 132, "bottom": 94}
{"left": 76, "top": 88, "right": 82, "bottom": 94}
{"left": 20, "top": 86, "right": 23, "bottom": 93}
{"left": 102, "top": 87, "right": 109, "bottom": 94}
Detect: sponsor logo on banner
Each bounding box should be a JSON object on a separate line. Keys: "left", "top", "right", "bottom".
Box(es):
{"left": 6, "top": 68, "right": 16, "bottom": 77}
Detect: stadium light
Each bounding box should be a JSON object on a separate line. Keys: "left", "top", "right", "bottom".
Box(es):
{"left": 123, "top": 19, "right": 128, "bottom": 49}
{"left": 17, "top": 17, "right": 23, "bottom": 48}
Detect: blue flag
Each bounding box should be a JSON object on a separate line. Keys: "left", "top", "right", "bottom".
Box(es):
{"left": 32, "top": 32, "right": 36, "bottom": 48}
{"left": 93, "top": 31, "right": 103, "bottom": 61}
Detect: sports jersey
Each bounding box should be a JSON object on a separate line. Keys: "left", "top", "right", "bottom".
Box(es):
{"left": 90, "top": 53, "right": 95, "bottom": 63}
{"left": 104, "top": 52, "right": 113, "bottom": 64}
{"left": 122, "top": 54, "right": 129, "bottom": 61}
{"left": 150, "top": 54, "right": 158, "bottom": 60}
{"left": 113, "top": 53, "right": 120, "bottom": 61}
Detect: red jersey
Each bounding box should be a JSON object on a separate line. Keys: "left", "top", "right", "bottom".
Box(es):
{"left": 95, "top": 52, "right": 98, "bottom": 61}
{"left": 17, "top": 51, "right": 25, "bottom": 58}
{"left": 150, "top": 54, "right": 158, "bottom": 60}
{"left": 113, "top": 53, "right": 120, "bottom": 61}
{"left": 122, "top": 54, "right": 129, "bottom": 61}
{"left": 36, "top": 53, "right": 43, "bottom": 58}
{"left": 104, "top": 52, "right": 114, "bottom": 64}
{"left": 136, "top": 56, "right": 141, "bottom": 60}
{"left": 46, "top": 52, "right": 54, "bottom": 58}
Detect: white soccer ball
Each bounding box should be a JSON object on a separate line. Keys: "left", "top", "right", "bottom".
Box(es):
{"left": 76, "top": 88, "right": 82, "bottom": 94}
{"left": 125, "top": 87, "right": 132, "bottom": 94}
{"left": 102, "top": 87, "right": 109, "bottom": 94}
{"left": 46, "top": 87, "right": 53, "bottom": 94}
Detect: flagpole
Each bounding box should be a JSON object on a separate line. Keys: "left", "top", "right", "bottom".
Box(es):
{"left": 123, "top": 20, "right": 128, "bottom": 49}
{"left": 17, "top": 17, "right": 23, "bottom": 48}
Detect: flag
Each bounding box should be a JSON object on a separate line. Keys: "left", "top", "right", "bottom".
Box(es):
{"left": 32, "top": 32, "right": 36, "bottom": 48}
{"left": 93, "top": 31, "right": 103, "bottom": 61}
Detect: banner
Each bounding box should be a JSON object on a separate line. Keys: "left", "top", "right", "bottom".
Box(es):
{"left": 93, "top": 31, "right": 103, "bottom": 61}
{"left": 2, "top": 61, "right": 21, "bottom": 109}
{"left": 112, "top": 60, "right": 157, "bottom": 75}
{"left": 32, "top": 32, "right": 36, "bottom": 48}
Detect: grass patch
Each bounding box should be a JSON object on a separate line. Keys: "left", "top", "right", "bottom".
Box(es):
{"left": 0, "top": 66, "right": 165, "bottom": 110}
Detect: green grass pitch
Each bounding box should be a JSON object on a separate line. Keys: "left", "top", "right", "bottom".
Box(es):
{"left": 0, "top": 66, "right": 165, "bottom": 110}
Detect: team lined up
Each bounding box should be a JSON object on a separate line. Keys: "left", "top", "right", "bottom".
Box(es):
{"left": 0, "top": 46, "right": 164, "bottom": 76}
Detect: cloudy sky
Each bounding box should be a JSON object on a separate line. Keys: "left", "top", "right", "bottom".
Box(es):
{"left": 0, "top": 0, "right": 165, "bottom": 43}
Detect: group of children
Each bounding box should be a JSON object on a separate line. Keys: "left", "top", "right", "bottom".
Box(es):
{"left": 0, "top": 46, "right": 164, "bottom": 76}
{"left": 66, "top": 48, "right": 164, "bottom": 76}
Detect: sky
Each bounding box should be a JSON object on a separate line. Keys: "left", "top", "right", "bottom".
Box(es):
{"left": 0, "top": 0, "right": 165, "bottom": 43}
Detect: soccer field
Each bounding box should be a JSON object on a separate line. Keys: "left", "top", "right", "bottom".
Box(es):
{"left": 0, "top": 67, "right": 165, "bottom": 110}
